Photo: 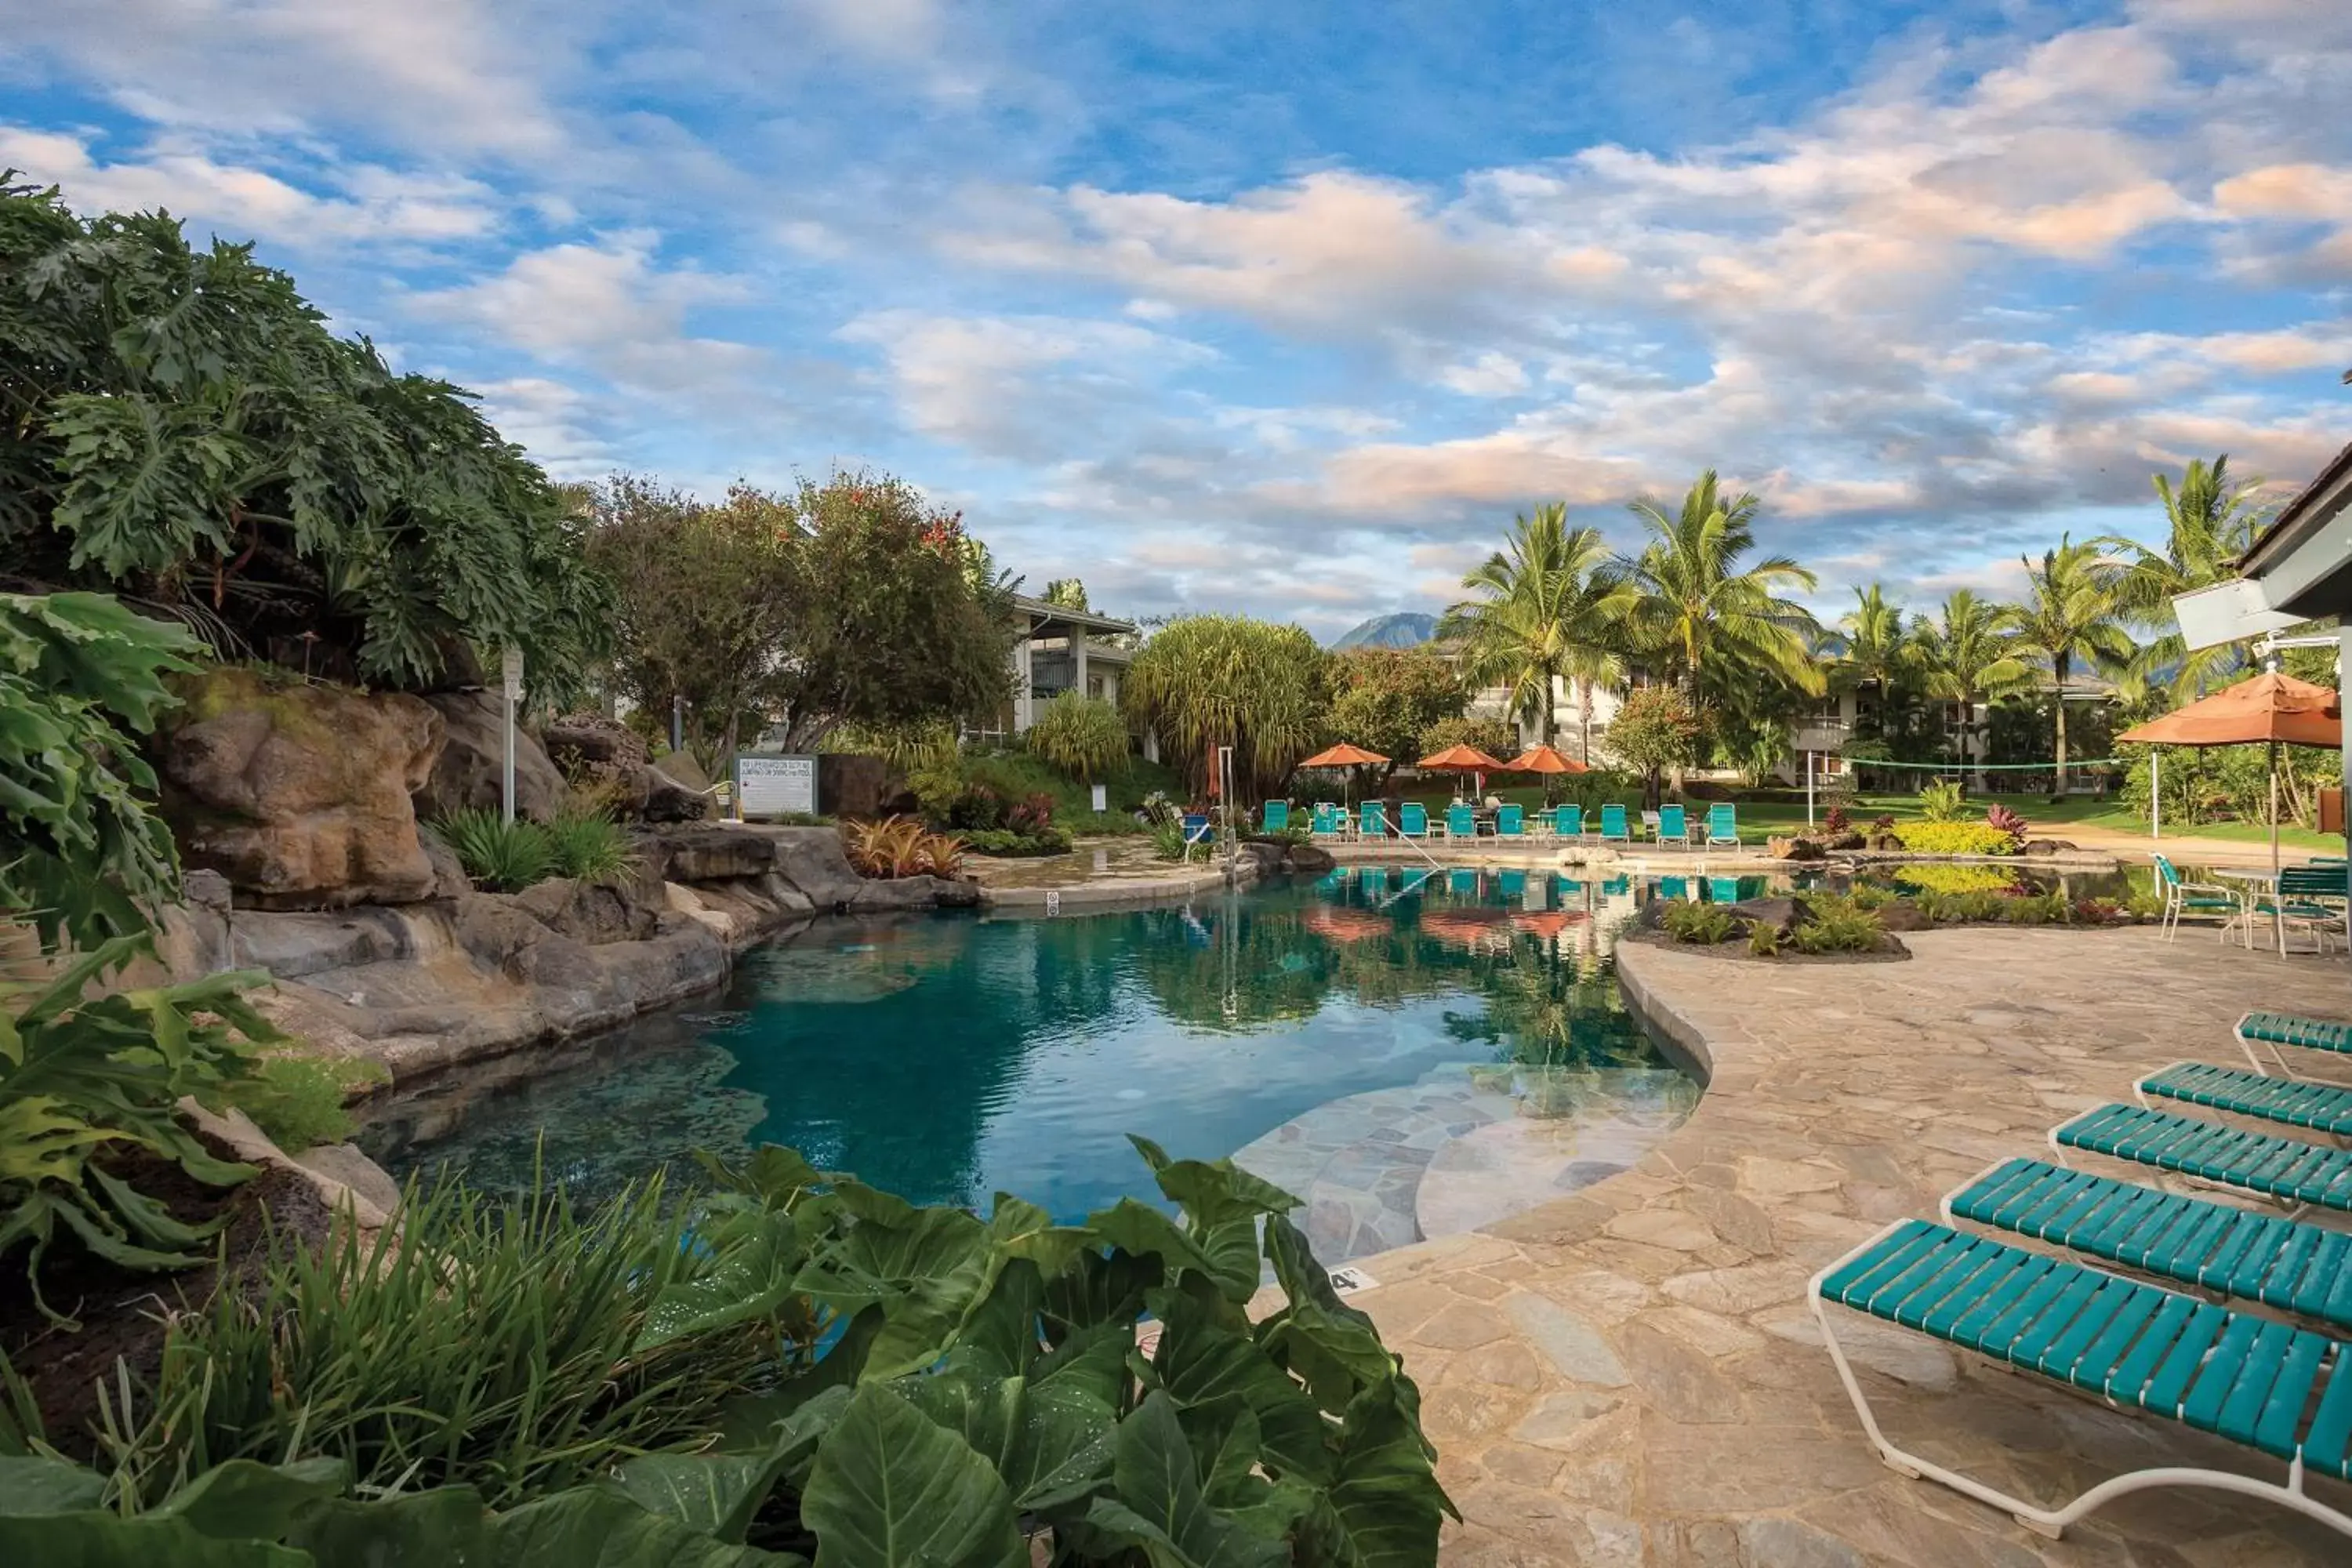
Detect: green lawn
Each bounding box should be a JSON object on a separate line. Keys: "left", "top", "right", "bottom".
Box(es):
{"left": 1360, "top": 781, "right": 2345, "bottom": 852}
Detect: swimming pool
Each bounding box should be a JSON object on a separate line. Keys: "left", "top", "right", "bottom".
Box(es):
{"left": 359, "top": 867, "right": 1702, "bottom": 1261}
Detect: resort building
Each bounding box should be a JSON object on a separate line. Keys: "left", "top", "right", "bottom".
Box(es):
{"left": 975, "top": 593, "right": 1156, "bottom": 757}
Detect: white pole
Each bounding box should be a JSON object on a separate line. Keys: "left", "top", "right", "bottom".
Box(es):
{"left": 2151, "top": 750, "right": 2160, "bottom": 840}
{"left": 499, "top": 645, "right": 524, "bottom": 824}
{"left": 1806, "top": 750, "right": 1814, "bottom": 827}
{"left": 502, "top": 695, "right": 516, "bottom": 822}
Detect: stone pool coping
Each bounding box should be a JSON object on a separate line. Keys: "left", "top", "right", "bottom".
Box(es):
{"left": 1330, "top": 925, "right": 2352, "bottom": 1564}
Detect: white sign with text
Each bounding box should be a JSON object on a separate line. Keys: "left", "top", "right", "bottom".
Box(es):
{"left": 735, "top": 755, "right": 817, "bottom": 818}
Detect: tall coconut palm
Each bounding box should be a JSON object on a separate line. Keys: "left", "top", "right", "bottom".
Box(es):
{"left": 2104, "top": 455, "right": 2268, "bottom": 699}
{"left": 1439, "top": 503, "right": 1629, "bottom": 757}
{"left": 1910, "top": 589, "right": 2031, "bottom": 787}
{"left": 1833, "top": 584, "right": 1911, "bottom": 693}
{"left": 1622, "top": 471, "right": 1823, "bottom": 710}
{"left": 2005, "top": 539, "right": 2136, "bottom": 798}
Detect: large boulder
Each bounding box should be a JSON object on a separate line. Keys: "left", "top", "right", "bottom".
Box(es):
{"left": 511, "top": 874, "right": 662, "bottom": 946}
{"left": 644, "top": 823, "right": 779, "bottom": 883}
{"left": 1766, "top": 834, "right": 1827, "bottom": 862}
{"left": 640, "top": 766, "right": 709, "bottom": 823}
{"left": 543, "top": 713, "right": 650, "bottom": 770}
{"left": 412, "top": 689, "right": 564, "bottom": 822}
{"left": 158, "top": 670, "right": 446, "bottom": 909}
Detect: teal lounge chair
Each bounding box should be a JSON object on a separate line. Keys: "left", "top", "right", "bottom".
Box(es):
{"left": 1659, "top": 876, "right": 1687, "bottom": 901}
{"left": 2152, "top": 853, "right": 2238, "bottom": 941}
{"left": 1811, "top": 1218, "right": 2352, "bottom": 1539}
{"left": 1709, "top": 877, "right": 1740, "bottom": 904}
{"left": 2052, "top": 1103, "right": 2352, "bottom": 1212}
{"left": 1261, "top": 800, "right": 1290, "bottom": 833}
{"left": 1445, "top": 804, "right": 1477, "bottom": 840}
{"left": 1705, "top": 803, "right": 1739, "bottom": 847}
{"left": 1359, "top": 801, "right": 1388, "bottom": 838}
{"left": 1449, "top": 868, "right": 1476, "bottom": 895}
{"left": 2236, "top": 1011, "right": 2352, "bottom": 1079}
{"left": 1945, "top": 1156, "right": 2352, "bottom": 1332}
{"left": 1398, "top": 802, "right": 1430, "bottom": 839}
{"left": 2136, "top": 1061, "right": 2352, "bottom": 1138}
{"left": 1310, "top": 802, "right": 1346, "bottom": 839}
{"left": 1599, "top": 804, "right": 1631, "bottom": 844}
{"left": 1497, "top": 869, "right": 1526, "bottom": 900}
{"left": 1495, "top": 804, "right": 1523, "bottom": 837}
{"left": 1655, "top": 804, "right": 1691, "bottom": 847}
{"left": 1549, "top": 804, "right": 1581, "bottom": 838}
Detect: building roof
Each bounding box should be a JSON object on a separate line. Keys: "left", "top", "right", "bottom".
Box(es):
{"left": 2238, "top": 437, "right": 2352, "bottom": 580}
{"left": 1009, "top": 593, "right": 1137, "bottom": 637}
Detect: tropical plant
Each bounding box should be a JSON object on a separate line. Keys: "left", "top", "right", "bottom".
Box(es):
{"left": 1603, "top": 685, "right": 1704, "bottom": 808}
{"left": 544, "top": 810, "right": 636, "bottom": 883}
{"left": 1004, "top": 792, "right": 1056, "bottom": 835}
{"left": 1324, "top": 646, "right": 1468, "bottom": 780}
{"left": 2107, "top": 456, "right": 2269, "bottom": 699}
{"left": 31, "top": 1142, "right": 1453, "bottom": 1563}
{"left": 1658, "top": 900, "right": 1736, "bottom": 944}
{"left": 1147, "top": 818, "right": 1210, "bottom": 862}
{"left": 1437, "top": 504, "right": 1629, "bottom": 759}
{"left": 431, "top": 808, "right": 557, "bottom": 892}
{"left": 1025, "top": 691, "right": 1131, "bottom": 782}
{"left": 841, "top": 815, "right": 928, "bottom": 878}
{"left": 1892, "top": 821, "right": 2019, "bottom": 855}
{"left": 1789, "top": 896, "right": 1884, "bottom": 955}
{"left": 1621, "top": 471, "right": 1823, "bottom": 712}
{"left": 1916, "top": 780, "right": 1966, "bottom": 822}
{"left": 1984, "top": 803, "right": 2028, "bottom": 843}
{"left": 1832, "top": 584, "right": 1912, "bottom": 696}
{"left": 226, "top": 1055, "right": 390, "bottom": 1153}
{"left": 0, "top": 182, "right": 611, "bottom": 699}
{"left": 1121, "top": 615, "right": 1328, "bottom": 802}
{"left": 2005, "top": 537, "right": 2136, "bottom": 797}
{"left": 1909, "top": 589, "right": 2031, "bottom": 783}
{"left": 955, "top": 828, "right": 1069, "bottom": 858}
{"left": 1823, "top": 804, "right": 1850, "bottom": 836}
{"left": 1746, "top": 920, "right": 1785, "bottom": 956}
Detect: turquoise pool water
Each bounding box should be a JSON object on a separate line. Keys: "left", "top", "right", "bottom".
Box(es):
{"left": 361, "top": 868, "right": 1691, "bottom": 1246}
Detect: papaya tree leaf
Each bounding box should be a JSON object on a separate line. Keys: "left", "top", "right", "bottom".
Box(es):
{"left": 799, "top": 1382, "right": 1024, "bottom": 1568}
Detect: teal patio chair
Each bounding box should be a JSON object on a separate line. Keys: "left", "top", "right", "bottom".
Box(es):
{"left": 2136, "top": 1060, "right": 2352, "bottom": 1139}
{"left": 1359, "top": 801, "right": 1388, "bottom": 839}
{"left": 2250, "top": 863, "right": 2347, "bottom": 957}
{"left": 1599, "top": 804, "right": 1631, "bottom": 844}
{"left": 1495, "top": 804, "right": 1523, "bottom": 837}
{"left": 1705, "top": 803, "right": 1740, "bottom": 847}
{"left": 2151, "top": 853, "right": 2237, "bottom": 942}
{"left": 1310, "top": 802, "right": 1346, "bottom": 839}
{"left": 1398, "top": 802, "right": 1431, "bottom": 839}
{"left": 1261, "top": 800, "right": 1290, "bottom": 833}
{"left": 2053, "top": 1102, "right": 2352, "bottom": 1212}
{"left": 1655, "top": 804, "right": 1691, "bottom": 848}
{"left": 1445, "top": 804, "right": 1477, "bottom": 840}
{"left": 1550, "top": 804, "right": 1582, "bottom": 839}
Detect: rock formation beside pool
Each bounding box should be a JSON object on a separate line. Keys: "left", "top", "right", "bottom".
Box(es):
{"left": 414, "top": 688, "right": 565, "bottom": 822}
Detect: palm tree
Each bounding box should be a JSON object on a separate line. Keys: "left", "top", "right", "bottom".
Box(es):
{"left": 1910, "top": 589, "right": 2031, "bottom": 789}
{"left": 2005, "top": 538, "right": 2136, "bottom": 798}
{"left": 1439, "top": 504, "right": 1629, "bottom": 757}
{"left": 1623, "top": 470, "right": 1823, "bottom": 709}
{"left": 2105, "top": 455, "right": 2268, "bottom": 699}
{"left": 1833, "top": 583, "right": 1911, "bottom": 691}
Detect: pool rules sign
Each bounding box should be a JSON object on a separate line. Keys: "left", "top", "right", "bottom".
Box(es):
{"left": 735, "top": 755, "right": 817, "bottom": 819}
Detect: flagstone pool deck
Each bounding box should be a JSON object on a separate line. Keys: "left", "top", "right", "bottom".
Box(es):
{"left": 1343, "top": 927, "right": 2352, "bottom": 1566}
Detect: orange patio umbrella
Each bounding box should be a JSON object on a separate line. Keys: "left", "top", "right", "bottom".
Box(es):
{"left": 1298, "top": 742, "right": 1390, "bottom": 768}
{"left": 1502, "top": 742, "right": 1589, "bottom": 805}
{"left": 1419, "top": 742, "right": 1507, "bottom": 804}
{"left": 2116, "top": 671, "right": 2343, "bottom": 878}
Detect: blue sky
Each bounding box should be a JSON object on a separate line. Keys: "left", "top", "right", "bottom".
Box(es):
{"left": 4, "top": 0, "right": 2348, "bottom": 638}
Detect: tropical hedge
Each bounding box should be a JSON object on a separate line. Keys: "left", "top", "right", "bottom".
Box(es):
{"left": 0, "top": 180, "right": 610, "bottom": 701}
{"left": 3, "top": 1141, "right": 1454, "bottom": 1566}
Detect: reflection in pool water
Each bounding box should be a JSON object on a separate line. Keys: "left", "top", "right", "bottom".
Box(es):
{"left": 362, "top": 868, "right": 1710, "bottom": 1248}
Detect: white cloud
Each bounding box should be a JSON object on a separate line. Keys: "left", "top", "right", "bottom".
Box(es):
{"left": 1437, "top": 352, "right": 1530, "bottom": 398}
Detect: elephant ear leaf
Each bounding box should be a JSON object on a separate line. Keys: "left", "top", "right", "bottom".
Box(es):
{"left": 285, "top": 1486, "right": 498, "bottom": 1566}
{"left": 490, "top": 1486, "right": 800, "bottom": 1566}
{"left": 1083, "top": 1392, "right": 1286, "bottom": 1568}
{"left": 800, "top": 1382, "right": 1025, "bottom": 1568}
{"left": 0, "top": 1454, "right": 107, "bottom": 1515}
{"left": 151, "top": 1457, "right": 347, "bottom": 1540}
{"left": 0, "top": 1512, "right": 309, "bottom": 1566}
{"left": 1295, "top": 1380, "right": 1457, "bottom": 1568}
{"left": 615, "top": 1451, "right": 789, "bottom": 1547}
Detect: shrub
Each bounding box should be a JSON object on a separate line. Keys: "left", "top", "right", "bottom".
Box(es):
{"left": 1917, "top": 780, "right": 1967, "bottom": 822}
{"left": 1892, "top": 821, "right": 2019, "bottom": 856}
{"left": 1872, "top": 813, "right": 1896, "bottom": 832}
{"left": 1004, "top": 790, "right": 1056, "bottom": 833}
{"left": 433, "top": 808, "right": 557, "bottom": 891}
{"left": 842, "top": 815, "right": 967, "bottom": 878}
{"left": 1845, "top": 880, "right": 1891, "bottom": 911}
{"left": 1024, "top": 691, "right": 1131, "bottom": 781}
{"left": 1747, "top": 920, "right": 1786, "bottom": 956}
{"left": 1063, "top": 808, "right": 1148, "bottom": 837}
{"left": 1659, "top": 899, "right": 1737, "bottom": 944}
{"left": 1417, "top": 713, "right": 1519, "bottom": 764}
{"left": 1823, "top": 804, "right": 1849, "bottom": 836}
{"left": 1894, "top": 863, "right": 2016, "bottom": 897}
{"left": 1149, "top": 818, "right": 1211, "bottom": 862}
{"left": 544, "top": 810, "right": 636, "bottom": 883}
{"left": 958, "top": 828, "right": 1072, "bottom": 857}
{"left": 28, "top": 1142, "right": 1454, "bottom": 1563}
{"left": 227, "top": 1055, "right": 391, "bottom": 1152}
{"left": 2002, "top": 891, "right": 2070, "bottom": 925}
{"left": 1985, "top": 802, "right": 2029, "bottom": 843}
{"left": 1791, "top": 895, "right": 1885, "bottom": 954}
{"left": 1913, "top": 887, "right": 2010, "bottom": 924}
{"left": 947, "top": 782, "right": 1005, "bottom": 831}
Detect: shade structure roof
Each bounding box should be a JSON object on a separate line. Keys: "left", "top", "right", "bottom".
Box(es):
{"left": 1418, "top": 742, "right": 1505, "bottom": 771}
{"left": 1501, "top": 743, "right": 1590, "bottom": 775}
{"left": 1298, "top": 742, "right": 1389, "bottom": 768}
{"left": 2114, "top": 671, "right": 2342, "bottom": 749}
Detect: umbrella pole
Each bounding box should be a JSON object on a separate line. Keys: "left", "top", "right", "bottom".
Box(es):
{"left": 2271, "top": 740, "right": 2281, "bottom": 884}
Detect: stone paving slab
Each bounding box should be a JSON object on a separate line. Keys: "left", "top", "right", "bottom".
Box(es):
{"left": 1338, "top": 927, "right": 2352, "bottom": 1565}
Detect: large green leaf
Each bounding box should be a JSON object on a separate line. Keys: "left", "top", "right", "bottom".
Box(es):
{"left": 948, "top": 1257, "right": 1046, "bottom": 1377}
{"left": 793, "top": 1207, "right": 996, "bottom": 1381}
{"left": 1127, "top": 1138, "right": 1298, "bottom": 1230}
{"left": 985, "top": 1195, "right": 1091, "bottom": 1276}
{"left": 283, "top": 1486, "right": 496, "bottom": 1566}
{"left": 1295, "top": 1381, "right": 1455, "bottom": 1568}
{"left": 490, "top": 1487, "right": 801, "bottom": 1567}
{"left": 152, "top": 1457, "right": 347, "bottom": 1540}
{"left": 798, "top": 1382, "right": 1023, "bottom": 1568}
{"left": 895, "top": 1371, "right": 1115, "bottom": 1515}
{"left": 1085, "top": 1200, "right": 1219, "bottom": 1282}
{"left": 0, "top": 1454, "right": 105, "bottom": 1515}
{"left": 0, "top": 1512, "right": 307, "bottom": 1566}
{"left": 619, "top": 1387, "right": 851, "bottom": 1548}
{"left": 1083, "top": 1392, "right": 1284, "bottom": 1568}
{"left": 1032, "top": 1320, "right": 1135, "bottom": 1413}
{"left": 1147, "top": 1290, "right": 1330, "bottom": 1485}
{"left": 639, "top": 1209, "right": 815, "bottom": 1352}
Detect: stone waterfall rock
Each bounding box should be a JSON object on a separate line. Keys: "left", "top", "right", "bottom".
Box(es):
{"left": 412, "top": 689, "right": 565, "bottom": 822}
{"left": 158, "top": 670, "right": 447, "bottom": 909}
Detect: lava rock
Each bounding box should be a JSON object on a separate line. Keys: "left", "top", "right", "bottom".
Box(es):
{"left": 413, "top": 688, "right": 565, "bottom": 822}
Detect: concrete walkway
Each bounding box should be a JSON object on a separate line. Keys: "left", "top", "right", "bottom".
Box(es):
{"left": 1343, "top": 927, "right": 2352, "bottom": 1565}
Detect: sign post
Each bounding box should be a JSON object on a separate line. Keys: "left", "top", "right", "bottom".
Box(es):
{"left": 499, "top": 646, "right": 524, "bottom": 823}
{"left": 734, "top": 755, "right": 818, "bottom": 819}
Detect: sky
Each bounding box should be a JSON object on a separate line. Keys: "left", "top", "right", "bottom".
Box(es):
{"left": 3, "top": 0, "right": 2348, "bottom": 641}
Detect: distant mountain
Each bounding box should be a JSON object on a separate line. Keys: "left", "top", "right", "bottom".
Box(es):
{"left": 1332, "top": 612, "right": 1437, "bottom": 650}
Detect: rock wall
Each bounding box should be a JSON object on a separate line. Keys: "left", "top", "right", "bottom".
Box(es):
{"left": 413, "top": 689, "right": 566, "bottom": 822}
{"left": 158, "top": 669, "right": 445, "bottom": 909}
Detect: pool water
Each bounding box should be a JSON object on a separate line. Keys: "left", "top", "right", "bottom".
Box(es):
{"left": 361, "top": 868, "right": 1700, "bottom": 1254}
